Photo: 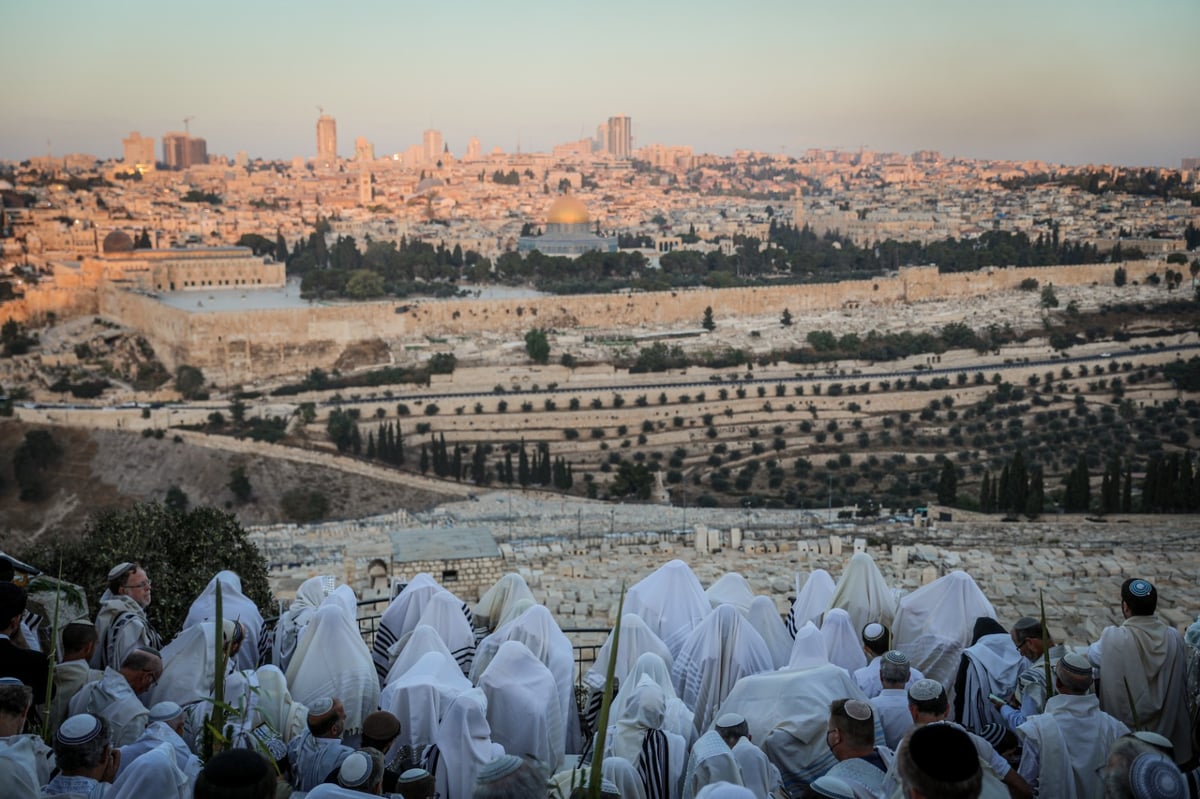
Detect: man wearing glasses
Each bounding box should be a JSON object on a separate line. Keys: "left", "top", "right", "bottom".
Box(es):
{"left": 68, "top": 646, "right": 163, "bottom": 746}
{"left": 92, "top": 562, "right": 162, "bottom": 671}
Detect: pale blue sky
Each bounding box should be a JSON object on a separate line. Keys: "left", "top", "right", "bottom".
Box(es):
{"left": 2, "top": 0, "right": 1196, "bottom": 166}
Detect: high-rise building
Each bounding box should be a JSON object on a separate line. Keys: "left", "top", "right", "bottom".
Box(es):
{"left": 122, "top": 132, "right": 155, "bottom": 171}
{"left": 595, "top": 123, "right": 609, "bottom": 154}
{"left": 354, "top": 136, "right": 374, "bottom": 162}
{"left": 423, "top": 129, "right": 443, "bottom": 165}
{"left": 607, "top": 115, "right": 632, "bottom": 159}
{"left": 316, "top": 114, "right": 337, "bottom": 167}
{"left": 186, "top": 137, "right": 207, "bottom": 168}
{"left": 465, "top": 136, "right": 481, "bottom": 161}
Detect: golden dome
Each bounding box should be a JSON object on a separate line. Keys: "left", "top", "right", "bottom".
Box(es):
{"left": 547, "top": 195, "right": 589, "bottom": 225}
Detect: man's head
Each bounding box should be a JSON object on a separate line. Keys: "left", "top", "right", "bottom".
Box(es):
{"left": 907, "top": 679, "right": 949, "bottom": 723}
{"left": 54, "top": 714, "right": 112, "bottom": 778}
{"left": 361, "top": 710, "right": 401, "bottom": 752}
{"left": 306, "top": 697, "right": 346, "bottom": 739}
{"left": 107, "top": 562, "right": 152, "bottom": 609}
{"left": 1102, "top": 741, "right": 1186, "bottom": 799}
{"left": 339, "top": 748, "right": 386, "bottom": 793}
{"left": 1012, "top": 617, "right": 1052, "bottom": 660}
{"left": 862, "top": 622, "right": 889, "bottom": 658}
{"left": 62, "top": 620, "right": 99, "bottom": 662}
{"left": 397, "top": 768, "right": 436, "bottom": 799}
{"left": 0, "top": 581, "right": 27, "bottom": 635}
{"left": 149, "top": 701, "right": 186, "bottom": 736}
{"left": 827, "top": 698, "right": 876, "bottom": 759}
{"left": 1121, "top": 579, "right": 1157, "bottom": 618}
{"left": 472, "top": 754, "right": 547, "bottom": 799}
{"left": 880, "top": 650, "right": 911, "bottom": 689}
{"left": 0, "top": 678, "right": 33, "bottom": 736}
{"left": 715, "top": 712, "right": 750, "bottom": 747}
{"left": 1054, "top": 652, "right": 1093, "bottom": 696}
{"left": 118, "top": 647, "right": 162, "bottom": 695}
{"left": 898, "top": 724, "right": 982, "bottom": 799}
{"left": 194, "top": 748, "right": 276, "bottom": 799}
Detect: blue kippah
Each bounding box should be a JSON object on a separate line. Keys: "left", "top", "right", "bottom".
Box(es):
{"left": 1128, "top": 753, "right": 1185, "bottom": 799}
{"left": 1129, "top": 579, "right": 1153, "bottom": 598}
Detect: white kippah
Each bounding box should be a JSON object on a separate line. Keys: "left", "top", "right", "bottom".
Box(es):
{"left": 810, "top": 775, "right": 858, "bottom": 799}
{"left": 399, "top": 768, "right": 431, "bottom": 783}
{"left": 1130, "top": 731, "right": 1174, "bottom": 752}
{"left": 862, "top": 623, "right": 886, "bottom": 641}
{"left": 844, "top": 700, "right": 873, "bottom": 721}
{"left": 339, "top": 752, "right": 372, "bottom": 788}
{"left": 715, "top": 712, "right": 746, "bottom": 728}
{"left": 908, "top": 679, "right": 944, "bottom": 701}
{"left": 149, "top": 701, "right": 183, "bottom": 723}
{"left": 307, "top": 697, "right": 334, "bottom": 716}
{"left": 58, "top": 714, "right": 102, "bottom": 745}
{"left": 107, "top": 562, "right": 135, "bottom": 581}
{"left": 0, "top": 677, "right": 24, "bottom": 686}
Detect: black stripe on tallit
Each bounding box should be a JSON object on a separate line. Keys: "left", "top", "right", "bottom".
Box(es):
{"left": 638, "top": 728, "right": 671, "bottom": 799}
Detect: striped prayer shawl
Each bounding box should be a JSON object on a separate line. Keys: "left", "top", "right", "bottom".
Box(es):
{"left": 638, "top": 728, "right": 671, "bottom": 799}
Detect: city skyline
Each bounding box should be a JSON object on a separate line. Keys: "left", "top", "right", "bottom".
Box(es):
{"left": 1, "top": 0, "right": 1197, "bottom": 167}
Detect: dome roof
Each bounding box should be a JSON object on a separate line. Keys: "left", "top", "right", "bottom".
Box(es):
{"left": 102, "top": 230, "right": 134, "bottom": 254}
{"left": 547, "top": 195, "right": 589, "bottom": 225}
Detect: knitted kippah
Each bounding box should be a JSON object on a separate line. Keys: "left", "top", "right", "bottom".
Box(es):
{"left": 909, "top": 724, "right": 980, "bottom": 782}
{"left": 1128, "top": 753, "right": 1186, "bottom": 799}
{"left": 862, "top": 623, "right": 886, "bottom": 642}
{"left": 149, "top": 701, "right": 184, "bottom": 723}
{"left": 339, "top": 752, "right": 373, "bottom": 788}
{"left": 844, "top": 700, "right": 872, "bottom": 721}
{"left": 1058, "top": 652, "right": 1092, "bottom": 677}
{"left": 882, "top": 650, "right": 909, "bottom": 664}
{"left": 979, "top": 723, "right": 1006, "bottom": 748}
{"left": 106, "top": 562, "right": 135, "bottom": 581}
{"left": 1128, "top": 579, "right": 1153, "bottom": 598}
{"left": 307, "top": 697, "right": 334, "bottom": 716}
{"left": 715, "top": 712, "right": 746, "bottom": 728}
{"left": 57, "top": 714, "right": 102, "bottom": 745}
{"left": 399, "top": 768, "right": 431, "bottom": 783}
{"left": 908, "top": 678, "right": 944, "bottom": 701}
{"left": 810, "top": 775, "right": 858, "bottom": 799}
{"left": 477, "top": 754, "right": 523, "bottom": 783}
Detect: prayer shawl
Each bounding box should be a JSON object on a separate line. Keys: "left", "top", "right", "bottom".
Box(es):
{"left": 151, "top": 621, "right": 234, "bottom": 707}
{"left": 731, "top": 737, "right": 778, "bottom": 799}
{"left": 1098, "top": 614, "right": 1192, "bottom": 763}
{"left": 672, "top": 604, "right": 774, "bottom": 736}
{"left": 477, "top": 639, "right": 564, "bottom": 772}
{"left": 286, "top": 729, "right": 354, "bottom": 792}
{"left": 471, "top": 604, "right": 579, "bottom": 755}
{"left": 415, "top": 590, "right": 476, "bottom": 676}
{"left": 40, "top": 773, "right": 107, "bottom": 798}
{"left": 828, "top": 552, "right": 897, "bottom": 634}
{"left": 787, "top": 622, "right": 829, "bottom": 671}
{"left": 607, "top": 676, "right": 686, "bottom": 799}
{"left": 379, "top": 650, "right": 470, "bottom": 754}
{"left": 957, "top": 632, "right": 1023, "bottom": 733}
{"left": 51, "top": 660, "right": 103, "bottom": 731}
{"left": 273, "top": 574, "right": 334, "bottom": 671}
{"left": 1016, "top": 693, "right": 1128, "bottom": 799}
{"left": 429, "top": 687, "right": 505, "bottom": 799}
{"left": 116, "top": 722, "right": 202, "bottom": 787}
{"left": 92, "top": 591, "right": 161, "bottom": 671}
{"left": 473, "top": 573, "right": 535, "bottom": 633}
{"left": 285, "top": 603, "right": 379, "bottom": 735}
{"left": 853, "top": 657, "right": 924, "bottom": 699}
{"left": 583, "top": 614, "right": 675, "bottom": 737}
{"left": 382, "top": 625, "right": 458, "bottom": 686}
{"left": 372, "top": 574, "right": 471, "bottom": 686}
{"left": 892, "top": 570, "right": 996, "bottom": 687}
{"left": 68, "top": 667, "right": 149, "bottom": 747}
{"left": 108, "top": 741, "right": 188, "bottom": 799}
{"left": 695, "top": 784, "right": 756, "bottom": 799}
{"left": 787, "top": 570, "right": 835, "bottom": 637}
{"left": 825, "top": 749, "right": 893, "bottom": 799}
{"left": 747, "top": 597, "right": 792, "bottom": 670}
{"left": 624, "top": 560, "right": 712, "bottom": 658}
{"left": 604, "top": 756, "right": 648, "bottom": 799}
{"left": 682, "top": 730, "right": 743, "bottom": 799}
{"left": 618, "top": 652, "right": 696, "bottom": 747}
{"left": 183, "top": 571, "right": 264, "bottom": 672}
{"left": 216, "top": 665, "right": 308, "bottom": 751}
{"left": 705, "top": 573, "right": 755, "bottom": 616}
{"left": 0, "top": 734, "right": 54, "bottom": 796}
{"left": 820, "top": 608, "right": 869, "bottom": 677}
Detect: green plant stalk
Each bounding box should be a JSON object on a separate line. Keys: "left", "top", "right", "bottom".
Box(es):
{"left": 40, "top": 559, "right": 64, "bottom": 743}
{"left": 586, "top": 583, "right": 625, "bottom": 799}
{"left": 1039, "top": 588, "right": 1053, "bottom": 706}
{"left": 1123, "top": 676, "right": 1141, "bottom": 730}
{"left": 203, "top": 579, "right": 229, "bottom": 761}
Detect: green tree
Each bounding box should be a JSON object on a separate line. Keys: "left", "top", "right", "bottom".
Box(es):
{"left": 326, "top": 409, "right": 359, "bottom": 452}
{"left": 1113, "top": 266, "right": 1127, "bottom": 287}
{"left": 1040, "top": 283, "right": 1059, "bottom": 308}
{"left": 164, "top": 485, "right": 190, "bottom": 512}
{"left": 524, "top": 328, "right": 550, "bottom": 364}
{"left": 345, "top": 270, "right": 385, "bottom": 299}
{"left": 228, "top": 466, "right": 252, "bottom": 502}
{"left": 12, "top": 429, "right": 61, "bottom": 502}
{"left": 610, "top": 460, "right": 654, "bottom": 499}
{"left": 702, "top": 306, "right": 715, "bottom": 331}
{"left": 280, "top": 488, "right": 329, "bottom": 523}
{"left": 780, "top": 308, "right": 793, "bottom": 327}
{"left": 174, "top": 365, "right": 206, "bottom": 400}
{"left": 936, "top": 460, "right": 958, "bottom": 506}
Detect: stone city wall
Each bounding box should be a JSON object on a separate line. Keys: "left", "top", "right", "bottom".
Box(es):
{"left": 390, "top": 557, "right": 505, "bottom": 604}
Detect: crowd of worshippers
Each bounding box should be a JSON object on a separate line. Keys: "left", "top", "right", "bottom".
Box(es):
{"left": 1, "top": 553, "right": 1199, "bottom": 799}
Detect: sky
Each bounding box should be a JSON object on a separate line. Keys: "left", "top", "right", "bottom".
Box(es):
{"left": 2, "top": 0, "right": 1197, "bottom": 167}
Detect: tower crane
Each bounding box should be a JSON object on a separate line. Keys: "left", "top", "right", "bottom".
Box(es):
{"left": 183, "top": 116, "right": 195, "bottom": 135}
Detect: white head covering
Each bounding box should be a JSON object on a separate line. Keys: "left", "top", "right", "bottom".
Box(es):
{"left": 705, "top": 573, "right": 755, "bottom": 616}
{"left": 151, "top": 621, "right": 234, "bottom": 707}
{"left": 958, "top": 632, "right": 1024, "bottom": 732}
{"left": 618, "top": 652, "right": 695, "bottom": 744}
{"left": 624, "top": 560, "right": 712, "bottom": 657}
{"left": 584, "top": 614, "right": 675, "bottom": 692}
{"left": 747, "top": 596, "right": 792, "bottom": 669}
{"left": 285, "top": 604, "right": 380, "bottom": 735}
{"left": 477, "top": 639, "right": 565, "bottom": 773}
{"left": 108, "top": 741, "right": 188, "bottom": 799}
{"left": 474, "top": 573, "right": 535, "bottom": 632}
{"left": 788, "top": 570, "right": 836, "bottom": 636}
{"left": 828, "top": 552, "right": 897, "bottom": 634}
{"left": 274, "top": 574, "right": 335, "bottom": 670}
{"left": 672, "top": 604, "right": 774, "bottom": 735}
{"left": 372, "top": 575, "right": 468, "bottom": 686}
{"left": 892, "top": 570, "right": 996, "bottom": 686}
{"left": 787, "top": 622, "right": 829, "bottom": 670}
{"left": 383, "top": 625, "right": 458, "bottom": 686}
{"left": 305, "top": 785, "right": 367, "bottom": 798}
{"left": 696, "top": 784, "right": 756, "bottom": 799}
{"left": 819, "top": 608, "right": 868, "bottom": 676}
{"left": 432, "top": 688, "right": 505, "bottom": 799}
{"left": 612, "top": 674, "right": 668, "bottom": 761}
{"left": 225, "top": 664, "right": 308, "bottom": 744}
{"left": 183, "top": 570, "right": 264, "bottom": 672}
{"left": 323, "top": 585, "right": 358, "bottom": 621}
{"left": 603, "top": 756, "right": 647, "bottom": 799}
{"left": 416, "top": 590, "right": 477, "bottom": 676}
{"left": 379, "top": 650, "right": 471, "bottom": 753}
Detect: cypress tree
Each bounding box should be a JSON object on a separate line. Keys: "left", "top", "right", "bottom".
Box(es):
{"left": 980, "top": 471, "right": 992, "bottom": 513}
{"left": 1122, "top": 464, "right": 1133, "bottom": 513}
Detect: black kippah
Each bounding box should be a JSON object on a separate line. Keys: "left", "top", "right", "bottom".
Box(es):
{"left": 910, "top": 724, "right": 980, "bottom": 783}
{"left": 201, "top": 749, "right": 271, "bottom": 786}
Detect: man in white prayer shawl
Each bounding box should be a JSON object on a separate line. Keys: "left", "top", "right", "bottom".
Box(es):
{"left": 1014, "top": 652, "right": 1128, "bottom": 799}
{"left": 182, "top": 571, "right": 264, "bottom": 672}
{"left": 822, "top": 699, "right": 893, "bottom": 799}
{"left": 672, "top": 604, "right": 774, "bottom": 736}
{"left": 715, "top": 713, "right": 779, "bottom": 799}
{"left": 427, "top": 687, "right": 505, "bottom": 799}
{"left": 682, "top": 728, "right": 744, "bottom": 799}
{"left": 787, "top": 569, "right": 835, "bottom": 638}
{"left": 583, "top": 614, "right": 675, "bottom": 738}
{"left": 42, "top": 714, "right": 119, "bottom": 799}
{"left": 414, "top": 590, "right": 477, "bottom": 676}
{"left": 379, "top": 649, "right": 470, "bottom": 756}
{"left": 473, "top": 573, "right": 535, "bottom": 635}
{"left": 92, "top": 562, "right": 162, "bottom": 671}
{"left": 624, "top": 560, "right": 712, "bottom": 658}
{"left": 372, "top": 574, "right": 472, "bottom": 687}
{"left": 274, "top": 574, "right": 335, "bottom": 672}
{"left": 381, "top": 624, "right": 458, "bottom": 687}
{"left": 619, "top": 652, "right": 696, "bottom": 747}
{"left": 1088, "top": 577, "right": 1192, "bottom": 765}
{"left": 854, "top": 624, "right": 925, "bottom": 699}
{"left": 747, "top": 597, "right": 792, "bottom": 670}
{"left": 476, "top": 639, "right": 564, "bottom": 774}
{"left": 705, "top": 574, "right": 755, "bottom": 616}
{"left": 115, "top": 702, "right": 201, "bottom": 786}
{"left": 213, "top": 664, "right": 308, "bottom": 754}
{"left": 891, "top": 570, "right": 995, "bottom": 689}
{"left": 0, "top": 680, "right": 54, "bottom": 793}
{"left": 69, "top": 647, "right": 162, "bottom": 747}
{"left": 471, "top": 603, "right": 580, "bottom": 755}
{"left": 821, "top": 609, "right": 868, "bottom": 677}
{"left": 51, "top": 621, "right": 104, "bottom": 732}
{"left": 718, "top": 623, "right": 876, "bottom": 797}
{"left": 286, "top": 697, "right": 355, "bottom": 791}
{"left": 952, "top": 617, "right": 1023, "bottom": 734}
{"left": 150, "top": 620, "right": 238, "bottom": 708}
{"left": 107, "top": 739, "right": 189, "bottom": 799}
{"left": 827, "top": 552, "right": 897, "bottom": 635}
{"left": 606, "top": 675, "right": 687, "bottom": 799}
{"left": 285, "top": 602, "right": 379, "bottom": 736}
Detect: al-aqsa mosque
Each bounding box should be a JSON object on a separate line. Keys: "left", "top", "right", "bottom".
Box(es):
{"left": 517, "top": 194, "right": 618, "bottom": 258}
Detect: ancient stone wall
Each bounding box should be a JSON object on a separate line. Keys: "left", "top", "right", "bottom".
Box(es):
{"left": 389, "top": 556, "right": 504, "bottom": 603}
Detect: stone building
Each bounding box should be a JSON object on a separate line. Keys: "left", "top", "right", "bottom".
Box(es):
{"left": 388, "top": 525, "right": 505, "bottom": 603}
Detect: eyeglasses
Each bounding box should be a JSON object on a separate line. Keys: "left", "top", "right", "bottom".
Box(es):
{"left": 143, "top": 669, "right": 161, "bottom": 687}
{"left": 125, "top": 580, "right": 151, "bottom": 590}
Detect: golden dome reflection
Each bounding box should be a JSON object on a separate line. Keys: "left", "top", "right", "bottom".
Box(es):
{"left": 546, "top": 195, "right": 589, "bottom": 225}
